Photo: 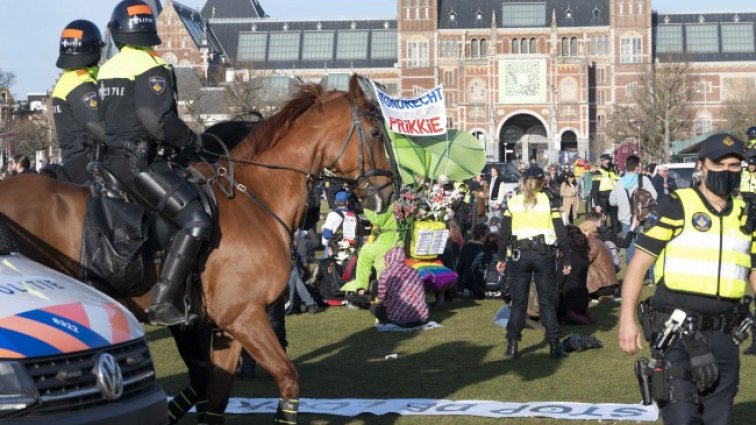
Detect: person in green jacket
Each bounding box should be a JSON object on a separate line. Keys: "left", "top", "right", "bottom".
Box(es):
{"left": 341, "top": 204, "right": 400, "bottom": 293}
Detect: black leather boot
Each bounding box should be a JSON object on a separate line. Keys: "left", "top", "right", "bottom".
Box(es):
{"left": 148, "top": 232, "right": 202, "bottom": 326}
{"left": 505, "top": 339, "right": 518, "bottom": 359}
{"left": 549, "top": 338, "right": 567, "bottom": 359}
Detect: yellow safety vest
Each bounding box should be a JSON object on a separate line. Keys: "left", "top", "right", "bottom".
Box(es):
{"left": 655, "top": 188, "right": 750, "bottom": 299}
{"left": 597, "top": 168, "right": 617, "bottom": 192}
{"left": 740, "top": 169, "right": 756, "bottom": 195}
{"left": 508, "top": 192, "right": 557, "bottom": 245}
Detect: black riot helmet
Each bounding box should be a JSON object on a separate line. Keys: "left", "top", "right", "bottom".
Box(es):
{"left": 108, "top": 0, "right": 161, "bottom": 47}
{"left": 56, "top": 20, "right": 103, "bottom": 69}
{"left": 748, "top": 126, "right": 756, "bottom": 139}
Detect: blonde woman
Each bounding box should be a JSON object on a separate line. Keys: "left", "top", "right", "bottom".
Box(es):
{"left": 560, "top": 173, "right": 579, "bottom": 224}
{"left": 496, "top": 166, "right": 572, "bottom": 360}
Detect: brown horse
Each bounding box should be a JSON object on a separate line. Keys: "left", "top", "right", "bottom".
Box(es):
{"left": 0, "top": 74, "right": 395, "bottom": 424}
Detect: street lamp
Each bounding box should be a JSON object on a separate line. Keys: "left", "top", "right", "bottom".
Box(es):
{"left": 634, "top": 119, "right": 645, "bottom": 160}
{"left": 697, "top": 80, "right": 709, "bottom": 134}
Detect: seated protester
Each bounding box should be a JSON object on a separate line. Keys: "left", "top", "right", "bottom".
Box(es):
{"left": 321, "top": 191, "right": 357, "bottom": 257}
{"left": 455, "top": 223, "right": 489, "bottom": 298}
{"left": 559, "top": 225, "right": 592, "bottom": 325}
{"left": 294, "top": 228, "right": 320, "bottom": 265}
{"left": 472, "top": 232, "right": 500, "bottom": 297}
{"left": 285, "top": 254, "right": 320, "bottom": 315}
{"left": 584, "top": 211, "right": 615, "bottom": 243}
{"left": 578, "top": 220, "right": 621, "bottom": 300}
{"left": 440, "top": 220, "right": 464, "bottom": 270}
{"left": 308, "top": 258, "right": 344, "bottom": 302}
{"left": 370, "top": 246, "right": 429, "bottom": 327}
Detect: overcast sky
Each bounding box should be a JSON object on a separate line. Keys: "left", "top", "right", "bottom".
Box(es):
{"left": 0, "top": 0, "right": 751, "bottom": 98}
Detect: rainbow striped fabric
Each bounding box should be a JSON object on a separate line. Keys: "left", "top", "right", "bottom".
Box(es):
{"left": 405, "top": 259, "right": 458, "bottom": 292}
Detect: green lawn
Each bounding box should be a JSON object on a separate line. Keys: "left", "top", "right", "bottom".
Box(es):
{"left": 147, "top": 286, "right": 756, "bottom": 424}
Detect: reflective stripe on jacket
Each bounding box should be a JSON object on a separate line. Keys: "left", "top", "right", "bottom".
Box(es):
{"left": 653, "top": 188, "right": 750, "bottom": 299}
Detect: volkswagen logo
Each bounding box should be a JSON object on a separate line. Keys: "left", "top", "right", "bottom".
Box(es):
{"left": 94, "top": 353, "right": 123, "bottom": 400}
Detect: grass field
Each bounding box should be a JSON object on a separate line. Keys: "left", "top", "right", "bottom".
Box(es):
{"left": 147, "top": 286, "right": 756, "bottom": 424}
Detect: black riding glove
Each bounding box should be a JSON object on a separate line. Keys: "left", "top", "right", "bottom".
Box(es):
{"left": 682, "top": 331, "right": 719, "bottom": 391}
{"left": 185, "top": 132, "right": 204, "bottom": 154}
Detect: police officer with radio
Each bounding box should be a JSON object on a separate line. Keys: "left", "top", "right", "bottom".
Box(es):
{"left": 591, "top": 153, "right": 619, "bottom": 236}
{"left": 52, "top": 20, "right": 106, "bottom": 184}
{"left": 619, "top": 133, "right": 756, "bottom": 425}
{"left": 99, "top": 0, "right": 211, "bottom": 326}
{"left": 496, "top": 166, "right": 572, "bottom": 360}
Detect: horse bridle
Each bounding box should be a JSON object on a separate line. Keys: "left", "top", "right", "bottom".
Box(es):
{"left": 323, "top": 99, "right": 400, "bottom": 200}
{"left": 200, "top": 97, "right": 400, "bottom": 236}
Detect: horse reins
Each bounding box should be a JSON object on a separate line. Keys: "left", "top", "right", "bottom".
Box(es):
{"left": 198, "top": 97, "right": 399, "bottom": 237}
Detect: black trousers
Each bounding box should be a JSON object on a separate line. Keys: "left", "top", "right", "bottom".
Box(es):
{"left": 506, "top": 249, "right": 560, "bottom": 341}
{"left": 659, "top": 330, "right": 739, "bottom": 425}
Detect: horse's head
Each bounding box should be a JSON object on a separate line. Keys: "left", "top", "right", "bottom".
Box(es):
{"left": 323, "top": 75, "right": 396, "bottom": 213}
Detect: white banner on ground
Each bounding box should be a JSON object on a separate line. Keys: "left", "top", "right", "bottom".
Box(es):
{"left": 373, "top": 83, "right": 447, "bottom": 136}
{"left": 208, "top": 398, "right": 659, "bottom": 421}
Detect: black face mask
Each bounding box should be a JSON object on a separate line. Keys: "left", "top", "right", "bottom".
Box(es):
{"left": 705, "top": 169, "right": 741, "bottom": 197}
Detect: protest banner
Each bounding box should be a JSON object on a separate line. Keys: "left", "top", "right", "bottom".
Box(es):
{"left": 373, "top": 83, "right": 447, "bottom": 136}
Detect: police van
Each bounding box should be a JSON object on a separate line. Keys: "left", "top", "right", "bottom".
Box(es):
{"left": 0, "top": 241, "right": 167, "bottom": 424}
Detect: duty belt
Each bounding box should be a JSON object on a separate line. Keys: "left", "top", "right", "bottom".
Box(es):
{"left": 650, "top": 303, "right": 741, "bottom": 334}
{"left": 516, "top": 235, "right": 549, "bottom": 251}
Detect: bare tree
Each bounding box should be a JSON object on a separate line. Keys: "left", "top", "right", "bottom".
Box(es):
{"left": 0, "top": 69, "right": 15, "bottom": 89}
{"left": 719, "top": 81, "right": 756, "bottom": 142}
{"left": 225, "top": 69, "right": 289, "bottom": 120}
{"left": 8, "top": 118, "right": 51, "bottom": 157}
{"left": 176, "top": 69, "right": 207, "bottom": 132}
{"left": 607, "top": 62, "right": 696, "bottom": 163}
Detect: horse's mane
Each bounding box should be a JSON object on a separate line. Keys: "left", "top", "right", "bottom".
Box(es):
{"left": 240, "top": 83, "right": 345, "bottom": 158}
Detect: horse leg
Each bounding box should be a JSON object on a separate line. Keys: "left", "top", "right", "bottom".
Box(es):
{"left": 227, "top": 303, "right": 300, "bottom": 425}
{"left": 167, "top": 324, "right": 213, "bottom": 424}
{"left": 203, "top": 330, "right": 243, "bottom": 425}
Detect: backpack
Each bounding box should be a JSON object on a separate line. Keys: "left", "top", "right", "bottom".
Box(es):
{"left": 626, "top": 176, "right": 657, "bottom": 230}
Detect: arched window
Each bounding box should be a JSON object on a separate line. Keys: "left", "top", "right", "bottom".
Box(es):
{"left": 562, "top": 37, "right": 569, "bottom": 56}
{"left": 479, "top": 39, "right": 487, "bottom": 57}
{"left": 512, "top": 38, "right": 519, "bottom": 54}
{"left": 529, "top": 37, "right": 537, "bottom": 53}
{"left": 471, "top": 38, "right": 479, "bottom": 58}
{"left": 162, "top": 53, "right": 177, "bottom": 64}
{"left": 520, "top": 38, "right": 528, "bottom": 54}
{"left": 570, "top": 37, "right": 578, "bottom": 56}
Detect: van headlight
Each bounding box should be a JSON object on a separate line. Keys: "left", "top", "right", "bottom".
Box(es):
{"left": 0, "top": 361, "right": 37, "bottom": 415}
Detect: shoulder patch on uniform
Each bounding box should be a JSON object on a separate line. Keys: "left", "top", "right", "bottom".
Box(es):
{"left": 148, "top": 50, "right": 160, "bottom": 57}
{"left": 692, "top": 212, "right": 712, "bottom": 232}
{"left": 148, "top": 76, "right": 166, "bottom": 95}
{"left": 81, "top": 92, "right": 98, "bottom": 109}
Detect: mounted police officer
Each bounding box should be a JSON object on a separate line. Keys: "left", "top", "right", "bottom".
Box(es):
{"left": 496, "top": 166, "right": 572, "bottom": 360}
{"left": 98, "top": 0, "right": 210, "bottom": 326}
{"left": 52, "top": 20, "right": 106, "bottom": 184}
{"left": 591, "top": 153, "right": 619, "bottom": 236}
{"left": 619, "top": 133, "right": 756, "bottom": 424}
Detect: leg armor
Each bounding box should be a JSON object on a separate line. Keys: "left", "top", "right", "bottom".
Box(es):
{"left": 134, "top": 162, "right": 212, "bottom": 326}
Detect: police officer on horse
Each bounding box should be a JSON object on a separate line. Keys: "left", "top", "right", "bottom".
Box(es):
{"left": 52, "top": 20, "right": 106, "bottom": 184}
{"left": 98, "top": 0, "right": 210, "bottom": 326}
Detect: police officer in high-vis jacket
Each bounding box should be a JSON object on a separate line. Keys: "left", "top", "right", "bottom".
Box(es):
{"left": 496, "top": 166, "right": 572, "bottom": 360}
{"left": 746, "top": 126, "right": 756, "bottom": 151}
{"left": 52, "top": 20, "right": 106, "bottom": 184}
{"left": 99, "top": 0, "right": 211, "bottom": 326}
{"left": 619, "top": 133, "right": 756, "bottom": 425}
{"left": 739, "top": 156, "right": 756, "bottom": 202}
{"left": 591, "top": 153, "right": 619, "bottom": 235}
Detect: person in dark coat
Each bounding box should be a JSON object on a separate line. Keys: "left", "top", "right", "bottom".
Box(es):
{"left": 559, "top": 225, "right": 591, "bottom": 324}
{"left": 455, "top": 223, "right": 488, "bottom": 298}
{"left": 650, "top": 164, "right": 677, "bottom": 208}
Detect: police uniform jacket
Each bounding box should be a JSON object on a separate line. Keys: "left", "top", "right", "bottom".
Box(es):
{"left": 635, "top": 187, "right": 756, "bottom": 315}
{"left": 52, "top": 67, "right": 105, "bottom": 157}
{"left": 740, "top": 169, "right": 756, "bottom": 199}
{"left": 97, "top": 46, "right": 194, "bottom": 153}
{"left": 590, "top": 167, "right": 617, "bottom": 207}
{"left": 497, "top": 190, "right": 571, "bottom": 265}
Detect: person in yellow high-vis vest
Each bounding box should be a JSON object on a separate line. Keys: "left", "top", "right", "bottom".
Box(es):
{"left": 496, "top": 166, "right": 572, "bottom": 360}
{"left": 591, "top": 153, "right": 619, "bottom": 236}
{"left": 619, "top": 133, "right": 756, "bottom": 425}
{"left": 739, "top": 157, "right": 756, "bottom": 201}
